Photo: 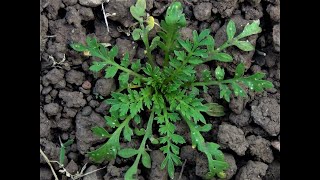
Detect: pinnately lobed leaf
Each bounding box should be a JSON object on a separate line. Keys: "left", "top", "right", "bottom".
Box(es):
{"left": 69, "top": 0, "right": 273, "bottom": 179}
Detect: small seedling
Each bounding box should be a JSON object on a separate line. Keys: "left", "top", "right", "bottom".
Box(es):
{"left": 40, "top": 139, "right": 106, "bottom": 180}
{"left": 70, "top": 0, "right": 273, "bottom": 179}
{"left": 59, "top": 137, "right": 74, "bottom": 166}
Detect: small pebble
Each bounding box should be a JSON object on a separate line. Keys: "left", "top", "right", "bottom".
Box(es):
{"left": 82, "top": 80, "right": 92, "bottom": 90}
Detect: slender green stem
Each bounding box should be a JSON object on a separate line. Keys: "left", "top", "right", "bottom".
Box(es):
{"left": 141, "top": 26, "right": 156, "bottom": 67}
{"left": 164, "top": 52, "right": 193, "bottom": 84}
{"left": 191, "top": 78, "right": 235, "bottom": 87}
{"left": 163, "top": 28, "right": 177, "bottom": 67}
{"left": 124, "top": 109, "right": 155, "bottom": 179}
{"left": 108, "top": 61, "right": 145, "bottom": 79}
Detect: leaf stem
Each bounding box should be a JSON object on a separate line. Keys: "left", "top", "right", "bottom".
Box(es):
{"left": 108, "top": 61, "right": 145, "bottom": 79}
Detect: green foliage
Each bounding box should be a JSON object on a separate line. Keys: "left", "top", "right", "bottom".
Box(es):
{"left": 70, "top": 1, "right": 272, "bottom": 179}
{"left": 59, "top": 138, "right": 74, "bottom": 166}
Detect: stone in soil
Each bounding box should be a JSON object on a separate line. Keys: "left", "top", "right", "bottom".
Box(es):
{"left": 224, "top": 153, "right": 237, "bottom": 180}
{"left": 265, "top": 160, "right": 280, "bottom": 180}
{"left": 42, "top": 68, "right": 64, "bottom": 86}
{"left": 65, "top": 160, "right": 79, "bottom": 174}
{"left": 95, "top": 101, "right": 110, "bottom": 115}
{"left": 193, "top": 3, "right": 213, "bottom": 21}
{"left": 229, "top": 109, "right": 251, "bottom": 127}
{"left": 66, "top": 69, "right": 85, "bottom": 86}
{"left": 266, "top": 4, "right": 280, "bottom": 22}
{"left": 79, "top": 0, "right": 102, "bottom": 7}
{"left": 247, "top": 135, "right": 274, "bottom": 163}
{"left": 75, "top": 111, "right": 106, "bottom": 154}
{"left": 56, "top": 118, "right": 73, "bottom": 131}
{"left": 148, "top": 150, "right": 168, "bottom": 180}
{"left": 43, "top": 103, "right": 61, "bottom": 116}
{"left": 93, "top": 78, "right": 116, "bottom": 97}
{"left": 59, "top": 90, "right": 86, "bottom": 108}
{"left": 180, "top": 145, "right": 199, "bottom": 165}
{"left": 115, "top": 38, "right": 138, "bottom": 61}
{"left": 40, "top": 167, "right": 53, "bottom": 180}
{"left": 40, "top": 109, "right": 52, "bottom": 138}
{"left": 105, "top": 0, "right": 135, "bottom": 27}
{"left": 212, "top": 0, "right": 238, "bottom": 18}
{"left": 251, "top": 97, "right": 280, "bottom": 136}
{"left": 217, "top": 123, "right": 249, "bottom": 156}
{"left": 83, "top": 165, "right": 104, "bottom": 180}
{"left": 235, "top": 160, "right": 268, "bottom": 180}
{"left": 40, "top": 138, "right": 60, "bottom": 162}
{"left": 272, "top": 24, "right": 280, "bottom": 52}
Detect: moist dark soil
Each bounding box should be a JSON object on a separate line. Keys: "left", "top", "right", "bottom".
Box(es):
{"left": 40, "top": 0, "right": 280, "bottom": 179}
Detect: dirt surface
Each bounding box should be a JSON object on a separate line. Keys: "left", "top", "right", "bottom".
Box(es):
{"left": 40, "top": 0, "right": 280, "bottom": 179}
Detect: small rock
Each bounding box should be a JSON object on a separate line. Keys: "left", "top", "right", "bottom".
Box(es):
{"left": 82, "top": 106, "right": 93, "bottom": 116}
{"left": 271, "top": 141, "right": 280, "bottom": 152}
{"left": 42, "top": 86, "right": 52, "bottom": 95}
{"left": 210, "top": 20, "right": 221, "bottom": 33}
{"left": 83, "top": 165, "right": 104, "bottom": 180}
{"left": 40, "top": 167, "right": 53, "bottom": 180}
{"left": 146, "top": 0, "right": 154, "bottom": 11}
{"left": 45, "top": 95, "right": 52, "bottom": 104}
{"left": 43, "top": 103, "right": 61, "bottom": 116}
{"left": 66, "top": 70, "right": 85, "bottom": 86}
{"left": 50, "top": 89, "right": 58, "bottom": 98}
{"left": 272, "top": 24, "right": 280, "bottom": 52}
{"left": 250, "top": 65, "right": 262, "bottom": 74}
{"left": 66, "top": 6, "right": 82, "bottom": 28}
{"left": 195, "top": 154, "right": 209, "bottom": 178}
{"left": 79, "top": 0, "right": 102, "bottom": 7}
{"left": 76, "top": 112, "right": 106, "bottom": 154}
{"left": 61, "top": 133, "right": 69, "bottom": 140}
{"left": 251, "top": 97, "right": 280, "bottom": 136}
{"left": 54, "top": 79, "right": 66, "bottom": 89}
{"left": 63, "top": 107, "right": 77, "bottom": 118}
{"left": 248, "top": 0, "right": 261, "bottom": 6}
{"left": 212, "top": 0, "right": 238, "bottom": 18}
{"left": 79, "top": 7, "right": 95, "bottom": 21}
{"left": 247, "top": 135, "right": 274, "bottom": 163}
{"left": 115, "top": 38, "right": 138, "bottom": 61}
{"left": 148, "top": 150, "right": 168, "bottom": 180}
{"left": 95, "top": 101, "right": 110, "bottom": 115}
{"left": 65, "top": 160, "right": 79, "bottom": 174}
{"left": 93, "top": 78, "right": 116, "bottom": 97}
{"left": 40, "top": 110, "right": 51, "bottom": 138}
{"left": 265, "top": 161, "right": 280, "bottom": 180}
{"left": 89, "top": 100, "right": 99, "bottom": 108}
{"left": 179, "top": 27, "right": 193, "bottom": 41}
{"left": 235, "top": 161, "right": 268, "bottom": 180}
{"left": 224, "top": 153, "right": 237, "bottom": 180}
{"left": 267, "top": 4, "right": 280, "bottom": 22}
{"left": 229, "top": 109, "right": 251, "bottom": 127}
{"left": 106, "top": 0, "right": 135, "bottom": 27}
{"left": 80, "top": 87, "right": 91, "bottom": 94}
{"left": 63, "top": 0, "right": 78, "bottom": 6}
{"left": 59, "top": 90, "right": 86, "bottom": 108}
{"left": 57, "top": 118, "right": 73, "bottom": 131}
{"left": 194, "top": 3, "right": 213, "bottom": 21}
{"left": 42, "top": 68, "right": 64, "bottom": 86}
{"left": 180, "top": 146, "right": 199, "bottom": 165}
{"left": 229, "top": 95, "right": 248, "bottom": 114}
{"left": 68, "top": 152, "right": 79, "bottom": 162}
{"left": 218, "top": 123, "right": 249, "bottom": 156}
{"left": 82, "top": 80, "right": 92, "bottom": 89}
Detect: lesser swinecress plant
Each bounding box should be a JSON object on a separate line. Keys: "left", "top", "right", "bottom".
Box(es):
{"left": 70, "top": 0, "right": 273, "bottom": 179}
